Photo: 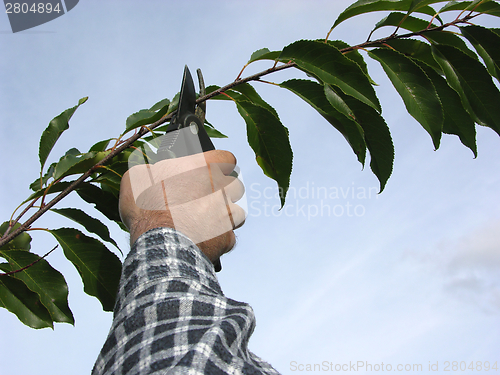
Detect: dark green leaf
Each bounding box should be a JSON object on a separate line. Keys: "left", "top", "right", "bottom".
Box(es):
{"left": 425, "top": 30, "right": 478, "bottom": 60}
{"left": 204, "top": 121, "right": 228, "bottom": 138}
{"left": 372, "top": 12, "right": 437, "bottom": 34}
{"left": 280, "top": 79, "right": 367, "bottom": 165}
{"left": 327, "top": 40, "right": 377, "bottom": 85}
{"left": 53, "top": 151, "right": 109, "bottom": 180}
{"left": 330, "top": 0, "right": 439, "bottom": 30}
{"left": 235, "top": 100, "right": 293, "bottom": 207}
{"left": 149, "top": 98, "right": 170, "bottom": 112}
{"left": 334, "top": 88, "right": 394, "bottom": 192}
{"left": 167, "top": 92, "right": 180, "bottom": 115}
{"left": 0, "top": 250, "right": 73, "bottom": 324}
{"left": 124, "top": 98, "right": 171, "bottom": 134}
{"left": 324, "top": 84, "right": 356, "bottom": 119}
{"left": 416, "top": 61, "right": 477, "bottom": 156}
{"left": 89, "top": 139, "right": 111, "bottom": 152}
{"left": 248, "top": 48, "right": 281, "bottom": 63}
{"left": 49, "top": 228, "right": 121, "bottom": 311}
{"left": 231, "top": 83, "right": 279, "bottom": 117}
{"left": 439, "top": 0, "right": 500, "bottom": 16}
{"left": 97, "top": 177, "right": 121, "bottom": 197}
{"left": 0, "top": 222, "right": 31, "bottom": 251}
{"left": 432, "top": 44, "right": 500, "bottom": 135}
{"left": 280, "top": 40, "right": 381, "bottom": 112}
{"left": 39, "top": 97, "right": 87, "bottom": 171}
{"left": 51, "top": 208, "right": 121, "bottom": 251}
{"left": 92, "top": 149, "right": 131, "bottom": 192}
{"left": 461, "top": 25, "right": 500, "bottom": 82}
{"left": 408, "top": 0, "right": 448, "bottom": 13}
{"left": 205, "top": 85, "right": 244, "bottom": 101}
{"left": 29, "top": 162, "right": 56, "bottom": 191}
{"left": 76, "top": 183, "right": 122, "bottom": 223}
{"left": 385, "top": 38, "right": 442, "bottom": 72}
{"left": 125, "top": 110, "right": 161, "bottom": 134}
{"left": 23, "top": 181, "right": 75, "bottom": 205}
{"left": 369, "top": 48, "right": 443, "bottom": 149}
{"left": 0, "top": 275, "right": 53, "bottom": 329}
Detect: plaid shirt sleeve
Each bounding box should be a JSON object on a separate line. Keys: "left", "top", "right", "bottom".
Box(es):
{"left": 92, "top": 227, "right": 280, "bottom": 375}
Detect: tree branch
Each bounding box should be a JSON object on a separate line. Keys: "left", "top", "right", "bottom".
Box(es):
{"left": 0, "top": 12, "right": 479, "bottom": 249}
{"left": 0, "top": 245, "right": 58, "bottom": 276}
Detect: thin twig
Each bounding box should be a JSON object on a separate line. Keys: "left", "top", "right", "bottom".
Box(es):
{"left": 0, "top": 245, "right": 58, "bottom": 276}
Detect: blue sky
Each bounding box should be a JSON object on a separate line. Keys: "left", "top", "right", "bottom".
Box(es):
{"left": 1, "top": 1, "right": 499, "bottom": 374}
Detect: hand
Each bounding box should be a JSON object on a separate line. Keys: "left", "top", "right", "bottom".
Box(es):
{"left": 119, "top": 150, "right": 246, "bottom": 263}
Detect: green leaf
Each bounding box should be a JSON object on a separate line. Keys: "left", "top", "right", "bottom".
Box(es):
{"left": 76, "top": 183, "right": 122, "bottom": 223}
{"left": 280, "top": 40, "right": 381, "bottom": 112}
{"left": 439, "top": 0, "right": 500, "bottom": 16}
{"left": 461, "top": 25, "right": 500, "bottom": 82}
{"left": 416, "top": 61, "right": 477, "bottom": 156}
{"left": 89, "top": 139, "right": 111, "bottom": 152}
{"left": 408, "top": 0, "right": 447, "bottom": 13}
{"left": 51, "top": 208, "right": 121, "bottom": 251}
{"left": 280, "top": 79, "right": 367, "bottom": 165}
{"left": 327, "top": 40, "right": 377, "bottom": 85}
{"left": 385, "top": 38, "right": 443, "bottom": 72}
{"left": 91, "top": 149, "right": 131, "bottom": 194}
{"left": 124, "top": 97, "right": 171, "bottom": 134}
{"left": 204, "top": 120, "right": 228, "bottom": 138}
{"left": 39, "top": 97, "right": 87, "bottom": 171}
{"left": 0, "top": 275, "right": 53, "bottom": 329}
{"left": 324, "top": 84, "right": 356, "bottom": 119}
{"left": 167, "top": 92, "right": 180, "bottom": 115}
{"left": 372, "top": 12, "right": 437, "bottom": 33}
{"left": 149, "top": 98, "right": 170, "bottom": 112}
{"left": 53, "top": 150, "right": 109, "bottom": 180}
{"left": 23, "top": 181, "right": 75, "bottom": 205}
{"left": 369, "top": 48, "right": 443, "bottom": 149}
{"left": 330, "top": 0, "right": 439, "bottom": 30}
{"left": 231, "top": 83, "right": 279, "bottom": 117}
{"left": 0, "top": 250, "right": 74, "bottom": 324}
{"left": 49, "top": 228, "right": 121, "bottom": 311}
{"left": 425, "top": 30, "right": 478, "bottom": 60}
{"left": 438, "top": 0, "right": 466, "bottom": 12}
{"left": 0, "top": 222, "right": 32, "bottom": 251}
{"left": 235, "top": 100, "right": 293, "bottom": 207}
{"left": 432, "top": 44, "right": 500, "bottom": 135}
{"left": 248, "top": 48, "right": 281, "bottom": 63}
{"left": 333, "top": 88, "right": 395, "bottom": 192}
{"left": 29, "top": 162, "right": 56, "bottom": 191}
{"left": 205, "top": 86, "right": 236, "bottom": 101}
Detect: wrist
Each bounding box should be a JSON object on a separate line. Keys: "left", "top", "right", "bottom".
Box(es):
{"left": 129, "top": 210, "right": 175, "bottom": 245}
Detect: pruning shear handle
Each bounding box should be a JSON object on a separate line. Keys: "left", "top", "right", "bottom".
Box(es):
{"left": 156, "top": 66, "right": 222, "bottom": 272}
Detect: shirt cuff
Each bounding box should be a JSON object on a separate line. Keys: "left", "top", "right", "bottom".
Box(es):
{"left": 113, "top": 227, "right": 223, "bottom": 314}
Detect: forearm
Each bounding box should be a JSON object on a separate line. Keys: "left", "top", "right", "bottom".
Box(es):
{"left": 94, "top": 228, "right": 280, "bottom": 375}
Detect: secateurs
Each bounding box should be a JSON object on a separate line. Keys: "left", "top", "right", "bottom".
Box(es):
{"left": 156, "top": 66, "right": 222, "bottom": 272}
{"left": 156, "top": 66, "right": 215, "bottom": 160}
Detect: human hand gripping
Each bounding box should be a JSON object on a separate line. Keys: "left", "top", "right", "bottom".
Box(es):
{"left": 119, "top": 150, "right": 246, "bottom": 264}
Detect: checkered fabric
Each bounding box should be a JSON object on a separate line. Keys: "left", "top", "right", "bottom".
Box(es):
{"left": 92, "top": 227, "right": 280, "bottom": 375}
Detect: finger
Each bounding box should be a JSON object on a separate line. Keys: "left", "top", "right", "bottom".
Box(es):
{"left": 227, "top": 202, "right": 246, "bottom": 229}
{"left": 221, "top": 176, "right": 245, "bottom": 203}
{"left": 204, "top": 150, "right": 237, "bottom": 175}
